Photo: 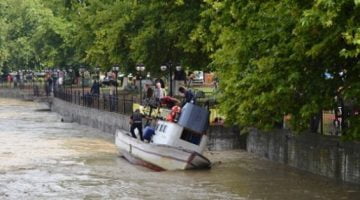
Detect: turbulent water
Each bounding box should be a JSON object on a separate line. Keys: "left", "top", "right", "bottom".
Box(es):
{"left": 0, "top": 98, "right": 359, "bottom": 200}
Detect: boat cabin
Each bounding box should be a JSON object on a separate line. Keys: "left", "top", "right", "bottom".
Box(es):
{"left": 151, "top": 120, "right": 208, "bottom": 154}
{"left": 150, "top": 103, "right": 210, "bottom": 154}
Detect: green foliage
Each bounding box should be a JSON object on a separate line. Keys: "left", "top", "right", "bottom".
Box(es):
{"left": 0, "top": 0, "right": 75, "bottom": 71}
{"left": 194, "top": 0, "right": 360, "bottom": 139}
{"left": 342, "top": 116, "right": 360, "bottom": 141}
{"left": 0, "top": 0, "right": 359, "bottom": 140}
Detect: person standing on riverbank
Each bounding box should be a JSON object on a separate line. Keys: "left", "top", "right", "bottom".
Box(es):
{"left": 178, "top": 86, "right": 195, "bottom": 106}
{"left": 187, "top": 72, "right": 195, "bottom": 88}
{"left": 7, "top": 74, "right": 13, "bottom": 88}
{"left": 90, "top": 80, "right": 101, "bottom": 96}
{"left": 174, "top": 69, "right": 186, "bottom": 96}
{"left": 45, "top": 73, "right": 53, "bottom": 96}
{"left": 154, "top": 82, "right": 166, "bottom": 106}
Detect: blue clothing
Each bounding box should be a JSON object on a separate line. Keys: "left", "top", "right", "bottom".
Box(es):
{"left": 181, "top": 90, "right": 195, "bottom": 106}
{"left": 90, "top": 82, "right": 101, "bottom": 95}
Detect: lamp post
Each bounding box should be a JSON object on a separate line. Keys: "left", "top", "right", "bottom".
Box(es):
{"left": 136, "top": 64, "right": 146, "bottom": 104}
{"left": 112, "top": 66, "right": 119, "bottom": 96}
{"left": 160, "top": 63, "right": 182, "bottom": 97}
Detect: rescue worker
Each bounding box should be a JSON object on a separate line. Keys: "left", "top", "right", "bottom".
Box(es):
{"left": 130, "top": 109, "right": 144, "bottom": 141}
{"left": 166, "top": 103, "right": 181, "bottom": 122}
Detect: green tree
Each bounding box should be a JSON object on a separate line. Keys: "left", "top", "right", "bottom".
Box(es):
{"left": 194, "top": 0, "right": 360, "bottom": 140}
{"left": 0, "top": 0, "right": 74, "bottom": 70}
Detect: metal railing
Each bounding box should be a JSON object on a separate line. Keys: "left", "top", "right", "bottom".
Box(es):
{"left": 54, "top": 89, "right": 134, "bottom": 115}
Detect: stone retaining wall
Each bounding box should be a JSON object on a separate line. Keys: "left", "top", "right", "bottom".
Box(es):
{"left": 51, "top": 98, "right": 130, "bottom": 135}
{"left": 207, "top": 125, "right": 245, "bottom": 151}
{"left": 247, "top": 129, "right": 360, "bottom": 184}
{"left": 0, "top": 88, "right": 33, "bottom": 99}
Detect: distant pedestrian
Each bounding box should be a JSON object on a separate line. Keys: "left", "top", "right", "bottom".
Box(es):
{"left": 143, "top": 84, "right": 156, "bottom": 108}
{"left": 144, "top": 84, "right": 153, "bottom": 98}
{"left": 213, "top": 74, "right": 219, "bottom": 90}
{"left": 87, "top": 80, "right": 101, "bottom": 107}
{"left": 90, "top": 80, "right": 101, "bottom": 95}
{"left": 14, "top": 72, "right": 20, "bottom": 88}
{"left": 154, "top": 78, "right": 165, "bottom": 88}
{"left": 6, "top": 74, "right": 12, "bottom": 87}
{"left": 154, "top": 82, "right": 166, "bottom": 106}
{"left": 45, "top": 74, "right": 53, "bottom": 96}
{"left": 174, "top": 69, "right": 186, "bottom": 95}
{"left": 130, "top": 109, "right": 144, "bottom": 141}
{"left": 187, "top": 72, "right": 195, "bottom": 88}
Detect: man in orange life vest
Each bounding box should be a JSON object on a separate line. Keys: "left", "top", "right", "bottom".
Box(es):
{"left": 166, "top": 103, "right": 181, "bottom": 122}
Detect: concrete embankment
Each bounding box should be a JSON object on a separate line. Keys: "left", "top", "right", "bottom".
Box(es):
{"left": 247, "top": 129, "right": 360, "bottom": 184}
{"left": 51, "top": 97, "right": 130, "bottom": 134}
{"left": 0, "top": 88, "right": 33, "bottom": 99}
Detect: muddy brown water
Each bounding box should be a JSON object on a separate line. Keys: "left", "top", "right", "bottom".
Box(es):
{"left": 0, "top": 98, "right": 359, "bottom": 199}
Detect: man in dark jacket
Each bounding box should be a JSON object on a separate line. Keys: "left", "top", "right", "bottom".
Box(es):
{"left": 130, "top": 109, "right": 144, "bottom": 141}
{"left": 178, "top": 86, "right": 195, "bottom": 107}
{"left": 90, "top": 80, "right": 101, "bottom": 95}
{"left": 45, "top": 76, "right": 53, "bottom": 96}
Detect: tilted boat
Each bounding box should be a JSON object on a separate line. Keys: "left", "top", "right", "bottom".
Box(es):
{"left": 115, "top": 103, "right": 211, "bottom": 171}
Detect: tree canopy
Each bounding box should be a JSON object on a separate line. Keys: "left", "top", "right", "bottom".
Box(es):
{"left": 192, "top": 0, "right": 360, "bottom": 139}
{"left": 0, "top": 0, "right": 359, "bottom": 139}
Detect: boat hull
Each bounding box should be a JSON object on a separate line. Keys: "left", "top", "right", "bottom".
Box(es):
{"left": 115, "top": 129, "right": 211, "bottom": 171}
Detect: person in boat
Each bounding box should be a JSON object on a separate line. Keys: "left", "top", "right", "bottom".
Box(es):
{"left": 178, "top": 86, "right": 196, "bottom": 107}
{"left": 130, "top": 109, "right": 144, "bottom": 141}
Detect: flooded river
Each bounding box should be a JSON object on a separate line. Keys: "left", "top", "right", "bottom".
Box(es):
{"left": 0, "top": 98, "right": 359, "bottom": 199}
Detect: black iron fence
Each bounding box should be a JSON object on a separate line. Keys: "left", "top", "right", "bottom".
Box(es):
{"left": 54, "top": 89, "right": 134, "bottom": 115}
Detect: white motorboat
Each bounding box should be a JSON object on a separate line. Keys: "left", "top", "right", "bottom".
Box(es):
{"left": 115, "top": 103, "right": 211, "bottom": 171}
